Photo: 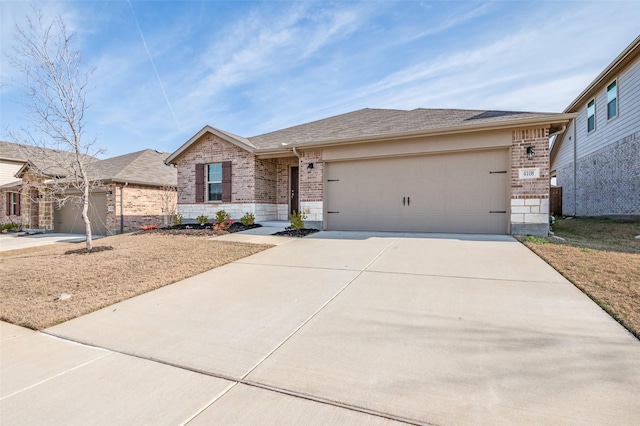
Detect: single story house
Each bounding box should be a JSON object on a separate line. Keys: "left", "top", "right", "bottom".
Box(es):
{"left": 0, "top": 142, "right": 177, "bottom": 234}
{"left": 551, "top": 34, "right": 640, "bottom": 218}
{"left": 167, "top": 108, "right": 574, "bottom": 236}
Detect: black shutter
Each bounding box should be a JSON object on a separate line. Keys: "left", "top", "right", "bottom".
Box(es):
{"left": 5, "top": 192, "right": 10, "bottom": 216}
{"left": 195, "top": 164, "right": 205, "bottom": 203}
{"left": 222, "top": 161, "right": 232, "bottom": 202}
{"left": 16, "top": 192, "right": 21, "bottom": 216}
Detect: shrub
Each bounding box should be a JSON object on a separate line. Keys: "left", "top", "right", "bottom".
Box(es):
{"left": 215, "top": 209, "right": 230, "bottom": 224}
{"left": 140, "top": 224, "right": 158, "bottom": 231}
{"left": 196, "top": 214, "right": 208, "bottom": 225}
{"left": 240, "top": 212, "right": 255, "bottom": 226}
{"left": 172, "top": 213, "right": 183, "bottom": 225}
{"left": 214, "top": 217, "right": 233, "bottom": 231}
{"left": 289, "top": 210, "right": 306, "bottom": 231}
{"left": 2, "top": 222, "right": 21, "bottom": 232}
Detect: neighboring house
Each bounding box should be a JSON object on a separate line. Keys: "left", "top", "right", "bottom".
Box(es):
{"left": 551, "top": 35, "right": 640, "bottom": 218}
{"left": 0, "top": 142, "right": 177, "bottom": 234}
{"left": 167, "top": 108, "right": 574, "bottom": 236}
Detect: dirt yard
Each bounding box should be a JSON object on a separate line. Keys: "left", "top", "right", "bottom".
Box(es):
{"left": 522, "top": 218, "right": 640, "bottom": 339}
{"left": 0, "top": 233, "right": 272, "bottom": 330}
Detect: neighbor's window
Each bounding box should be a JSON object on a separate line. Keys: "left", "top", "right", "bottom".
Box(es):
{"left": 607, "top": 80, "right": 617, "bottom": 119}
{"left": 207, "top": 163, "right": 222, "bottom": 201}
{"left": 587, "top": 99, "right": 595, "bottom": 132}
{"left": 10, "top": 192, "right": 20, "bottom": 216}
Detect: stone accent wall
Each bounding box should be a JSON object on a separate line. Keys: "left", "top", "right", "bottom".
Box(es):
{"left": 178, "top": 203, "right": 277, "bottom": 222}
{"left": 300, "top": 201, "right": 323, "bottom": 222}
{"left": 176, "top": 134, "right": 256, "bottom": 204}
{"left": 298, "top": 149, "right": 323, "bottom": 202}
{"left": 510, "top": 128, "right": 550, "bottom": 236}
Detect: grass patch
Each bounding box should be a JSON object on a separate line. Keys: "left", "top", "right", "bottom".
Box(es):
{"left": 523, "top": 236, "right": 548, "bottom": 244}
{"left": 522, "top": 217, "right": 640, "bottom": 339}
{"left": 0, "top": 233, "right": 272, "bottom": 330}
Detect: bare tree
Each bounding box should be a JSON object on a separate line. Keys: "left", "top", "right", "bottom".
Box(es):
{"left": 8, "top": 8, "right": 102, "bottom": 250}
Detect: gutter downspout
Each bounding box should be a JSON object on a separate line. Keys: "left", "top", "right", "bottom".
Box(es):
{"left": 120, "top": 182, "right": 128, "bottom": 234}
{"left": 292, "top": 146, "right": 301, "bottom": 162}
{"left": 572, "top": 122, "right": 577, "bottom": 216}
{"left": 549, "top": 125, "right": 566, "bottom": 139}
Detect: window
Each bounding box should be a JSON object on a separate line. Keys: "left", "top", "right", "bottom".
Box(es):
{"left": 6, "top": 192, "right": 20, "bottom": 216}
{"left": 207, "top": 163, "right": 222, "bottom": 201}
{"left": 607, "top": 80, "right": 617, "bottom": 119}
{"left": 587, "top": 99, "right": 595, "bottom": 132}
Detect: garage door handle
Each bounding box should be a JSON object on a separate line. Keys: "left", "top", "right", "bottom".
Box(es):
{"left": 490, "top": 211, "right": 506, "bottom": 213}
{"left": 407, "top": 197, "right": 410, "bottom": 206}
{"left": 403, "top": 197, "right": 405, "bottom": 206}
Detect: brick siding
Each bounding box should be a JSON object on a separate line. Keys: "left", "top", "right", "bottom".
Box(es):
{"left": 557, "top": 131, "right": 639, "bottom": 217}
{"left": 298, "top": 149, "right": 323, "bottom": 202}
{"left": 176, "top": 134, "right": 257, "bottom": 204}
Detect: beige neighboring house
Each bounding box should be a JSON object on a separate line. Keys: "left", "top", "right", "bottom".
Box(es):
{"left": 551, "top": 34, "right": 640, "bottom": 218}
{"left": 167, "top": 108, "right": 575, "bottom": 236}
{"left": 0, "top": 142, "right": 177, "bottom": 234}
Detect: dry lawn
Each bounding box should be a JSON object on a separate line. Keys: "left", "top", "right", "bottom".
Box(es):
{"left": 0, "top": 233, "right": 272, "bottom": 330}
{"left": 522, "top": 218, "right": 640, "bottom": 339}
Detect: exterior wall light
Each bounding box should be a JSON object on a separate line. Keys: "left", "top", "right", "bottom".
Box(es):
{"left": 307, "top": 162, "right": 314, "bottom": 173}
{"left": 526, "top": 146, "right": 535, "bottom": 160}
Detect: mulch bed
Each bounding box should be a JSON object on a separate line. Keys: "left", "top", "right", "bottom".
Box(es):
{"left": 65, "top": 246, "right": 114, "bottom": 255}
{"left": 273, "top": 228, "right": 320, "bottom": 237}
{"left": 135, "top": 222, "right": 262, "bottom": 237}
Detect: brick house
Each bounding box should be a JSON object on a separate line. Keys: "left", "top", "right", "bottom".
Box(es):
{"left": 0, "top": 142, "right": 177, "bottom": 234}
{"left": 550, "top": 35, "right": 640, "bottom": 218}
{"left": 167, "top": 108, "right": 574, "bottom": 236}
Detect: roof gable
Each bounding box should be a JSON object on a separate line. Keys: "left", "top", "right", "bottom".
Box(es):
{"left": 166, "top": 125, "right": 256, "bottom": 164}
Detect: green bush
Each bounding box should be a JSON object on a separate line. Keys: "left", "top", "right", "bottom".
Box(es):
{"left": 240, "top": 212, "right": 255, "bottom": 226}
{"left": 289, "top": 210, "right": 306, "bottom": 230}
{"left": 2, "top": 222, "right": 21, "bottom": 232}
{"left": 172, "top": 213, "right": 183, "bottom": 225}
{"left": 215, "top": 209, "right": 230, "bottom": 224}
{"left": 196, "top": 214, "right": 209, "bottom": 225}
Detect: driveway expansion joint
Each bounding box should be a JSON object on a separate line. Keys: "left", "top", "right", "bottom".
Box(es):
{"left": 41, "top": 330, "right": 427, "bottom": 426}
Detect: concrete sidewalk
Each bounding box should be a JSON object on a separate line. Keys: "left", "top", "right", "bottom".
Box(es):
{"left": 2, "top": 232, "right": 639, "bottom": 425}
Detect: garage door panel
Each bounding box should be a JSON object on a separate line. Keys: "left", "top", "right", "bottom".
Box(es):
{"left": 55, "top": 194, "right": 108, "bottom": 235}
{"left": 326, "top": 150, "right": 508, "bottom": 234}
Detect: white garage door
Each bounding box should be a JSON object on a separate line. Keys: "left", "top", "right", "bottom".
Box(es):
{"left": 55, "top": 193, "right": 109, "bottom": 235}
{"left": 325, "top": 149, "right": 509, "bottom": 234}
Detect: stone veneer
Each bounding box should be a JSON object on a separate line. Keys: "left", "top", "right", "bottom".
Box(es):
{"left": 510, "top": 128, "right": 550, "bottom": 236}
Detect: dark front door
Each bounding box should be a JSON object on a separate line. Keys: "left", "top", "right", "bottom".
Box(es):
{"left": 290, "top": 166, "right": 299, "bottom": 215}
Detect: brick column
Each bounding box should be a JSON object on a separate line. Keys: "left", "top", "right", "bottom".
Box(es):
{"left": 510, "top": 128, "right": 550, "bottom": 236}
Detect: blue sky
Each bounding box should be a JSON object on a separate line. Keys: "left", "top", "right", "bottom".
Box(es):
{"left": 1, "top": 1, "right": 639, "bottom": 158}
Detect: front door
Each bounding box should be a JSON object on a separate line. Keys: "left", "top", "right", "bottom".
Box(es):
{"left": 290, "top": 166, "right": 299, "bottom": 215}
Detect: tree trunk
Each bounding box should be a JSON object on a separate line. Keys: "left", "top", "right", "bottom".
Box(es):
{"left": 82, "top": 172, "right": 92, "bottom": 251}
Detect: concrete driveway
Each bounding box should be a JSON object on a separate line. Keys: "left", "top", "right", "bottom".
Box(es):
{"left": 0, "top": 232, "right": 95, "bottom": 252}
{"left": 2, "top": 232, "right": 639, "bottom": 425}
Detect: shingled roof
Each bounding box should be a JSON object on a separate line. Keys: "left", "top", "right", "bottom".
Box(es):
{"left": 167, "top": 107, "right": 575, "bottom": 162}
{"left": 0, "top": 141, "right": 97, "bottom": 177}
{"left": 89, "top": 149, "right": 176, "bottom": 187}
{"left": 248, "top": 108, "right": 568, "bottom": 150}
{"left": 0, "top": 142, "right": 176, "bottom": 188}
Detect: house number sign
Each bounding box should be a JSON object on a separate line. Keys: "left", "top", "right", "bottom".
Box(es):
{"left": 518, "top": 168, "right": 540, "bottom": 179}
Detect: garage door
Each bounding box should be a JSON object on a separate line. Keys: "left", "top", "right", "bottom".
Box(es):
{"left": 55, "top": 193, "right": 109, "bottom": 235}
{"left": 325, "top": 149, "right": 509, "bottom": 234}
